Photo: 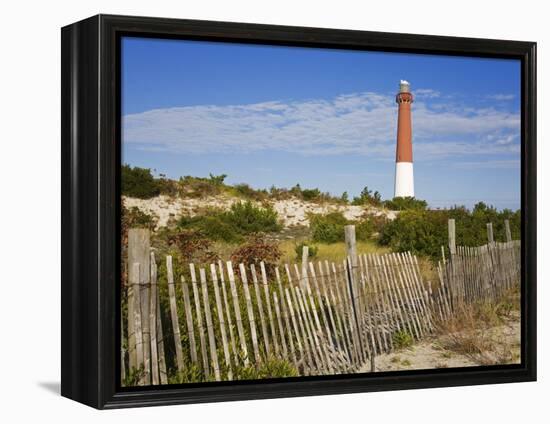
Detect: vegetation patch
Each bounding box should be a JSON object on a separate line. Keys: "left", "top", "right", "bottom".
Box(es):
{"left": 230, "top": 233, "right": 282, "bottom": 276}
{"left": 379, "top": 202, "right": 520, "bottom": 260}
{"left": 177, "top": 201, "right": 281, "bottom": 243}
{"left": 384, "top": 196, "right": 427, "bottom": 211}
{"left": 392, "top": 330, "right": 414, "bottom": 349}
{"left": 294, "top": 241, "right": 319, "bottom": 261}
{"left": 310, "top": 211, "right": 382, "bottom": 244}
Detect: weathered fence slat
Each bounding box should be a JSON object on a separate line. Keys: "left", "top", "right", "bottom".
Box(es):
{"left": 227, "top": 262, "right": 249, "bottom": 367}
{"left": 210, "top": 264, "right": 232, "bottom": 380}
{"left": 156, "top": 292, "right": 168, "bottom": 385}
{"left": 166, "top": 256, "right": 184, "bottom": 374}
{"left": 181, "top": 276, "right": 198, "bottom": 365}
{"left": 260, "top": 262, "right": 279, "bottom": 357}
{"left": 128, "top": 229, "right": 151, "bottom": 385}
{"left": 200, "top": 268, "right": 221, "bottom": 381}
{"left": 218, "top": 261, "right": 238, "bottom": 366}
{"left": 275, "top": 267, "right": 293, "bottom": 361}
{"left": 149, "top": 254, "right": 160, "bottom": 385}
{"left": 131, "top": 263, "right": 145, "bottom": 385}
{"left": 240, "top": 264, "right": 261, "bottom": 365}
{"left": 190, "top": 264, "right": 210, "bottom": 377}
{"left": 251, "top": 264, "right": 270, "bottom": 356}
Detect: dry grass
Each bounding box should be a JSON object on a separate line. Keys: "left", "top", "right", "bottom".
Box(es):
{"left": 416, "top": 257, "right": 439, "bottom": 287}
{"left": 210, "top": 238, "right": 390, "bottom": 266}
{"left": 436, "top": 286, "right": 520, "bottom": 365}
{"left": 278, "top": 239, "right": 390, "bottom": 264}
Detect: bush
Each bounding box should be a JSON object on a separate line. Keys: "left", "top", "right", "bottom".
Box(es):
{"left": 393, "top": 330, "right": 414, "bottom": 349}
{"left": 355, "top": 218, "right": 375, "bottom": 241}
{"left": 208, "top": 173, "right": 227, "bottom": 186}
{"left": 340, "top": 191, "right": 349, "bottom": 204}
{"left": 294, "top": 241, "right": 318, "bottom": 260}
{"left": 178, "top": 213, "right": 240, "bottom": 242}
{"left": 379, "top": 209, "right": 448, "bottom": 259}
{"left": 232, "top": 357, "right": 298, "bottom": 380}
{"left": 122, "top": 205, "right": 157, "bottom": 230}
{"left": 177, "top": 176, "right": 221, "bottom": 198}
{"left": 310, "top": 212, "right": 348, "bottom": 243}
{"left": 352, "top": 186, "right": 382, "bottom": 206}
{"left": 224, "top": 201, "right": 281, "bottom": 234}
{"left": 233, "top": 183, "right": 268, "bottom": 201}
{"left": 177, "top": 201, "right": 281, "bottom": 242}
{"left": 310, "top": 212, "right": 380, "bottom": 244}
{"left": 230, "top": 233, "right": 282, "bottom": 275}
{"left": 155, "top": 173, "right": 179, "bottom": 197}
{"left": 379, "top": 203, "right": 521, "bottom": 260}
{"left": 384, "top": 196, "right": 428, "bottom": 211}
{"left": 121, "top": 164, "right": 161, "bottom": 199}
{"left": 167, "top": 229, "right": 219, "bottom": 263}
{"left": 301, "top": 188, "right": 322, "bottom": 201}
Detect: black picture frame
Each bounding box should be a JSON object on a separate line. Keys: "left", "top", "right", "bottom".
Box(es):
{"left": 61, "top": 14, "right": 537, "bottom": 409}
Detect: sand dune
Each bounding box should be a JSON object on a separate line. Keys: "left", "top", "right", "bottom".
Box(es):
{"left": 123, "top": 195, "right": 397, "bottom": 229}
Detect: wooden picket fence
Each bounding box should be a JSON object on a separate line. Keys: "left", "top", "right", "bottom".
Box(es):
{"left": 121, "top": 221, "right": 520, "bottom": 385}
{"left": 434, "top": 240, "right": 521, "bottom": 320}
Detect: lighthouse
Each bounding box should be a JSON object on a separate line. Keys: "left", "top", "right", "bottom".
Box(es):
{"left": 394, "top": 80, "right": 415, "bottom": 198}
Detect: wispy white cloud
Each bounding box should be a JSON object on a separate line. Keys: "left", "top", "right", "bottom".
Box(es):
{"left": 485, "top": 94, "right": 516, "bottom": 101}
{"left": 123, "top": 91, "right": 520, "bottom": 161}
{"left": 452, "top": 159, "right": 520, "bottom": 169}
{"left": 415, "top": 88, "right": 441, "bottom": 98}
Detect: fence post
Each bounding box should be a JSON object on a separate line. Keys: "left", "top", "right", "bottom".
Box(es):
{"left": 504, "top": 219, "right": 512, "bottom": 242}
{"left": 166, "top": 255, "right": 184, "bottom": 374}
{"left": 448, "top": 219, "right": 456, "bottom": 255}
{"left": 487, "top": 222, "right": 494, "bottom": 244}
{"left": 127, "top": 228, "right": 151, "bottom": 384}
{"left": 447, "top": 219, "right": 457, "bottom": 308}
{"left": 344, "top": 225, "right": 365, "bottom": 362}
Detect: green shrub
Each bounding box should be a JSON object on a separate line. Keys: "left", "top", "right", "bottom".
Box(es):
{"left": 122, "top": 205, "right": 157, "bottom": 230}
{"left": 355, "top": 218, "right": 375, "bottom": 241}
{"left": 310, "top": 212, "right": 380, "bottom": 244}
{"left": 310, "top": 212, "right": 348, "bottom": 243}
{"left": 384, "top": 196, "right": 428, "bottom": 211}
{"left": 169, "top": 364, "right": 205, "bottom": 384}
{"left": 177, "top": 201, "right": 281, "bottom": 242}
{"left": 224, "top": 201, "right": 281, "bottom": 234}
{"left": 177, "top": 176, "right": 221, "bottom": 198}
{"left": 208, "top": 173, "right": 227, "bottom": 186}
{"left": 294, "top": 241, "right": 318, "bottom": 260}
{"left": 178, "top": 213, "right": 239, "bottom": 242}
{"left": 379, "top": 209, "right": 446, "bottom": 259}
{"left": 379, "top": 203, "right": 521, "bottom": 260}
{"left": 156, "top": 173, "right": 179, "bottom": 196}
{"left": 121, "top": 164, "right": 161, "bottom": 198}
{"left": 352, "top": 186, "right": 382, "bottom": 206}
{"left": 122, "top": 365, "right": 146, "bottom": 387}
{"left": 340, "top": 191, "right": 349, "bottom": 204}
{"left": 301, "top": 188, "right": 322, "bottom": 201}
{"left": 232, "top": 357, "right": 298, "bottom": 380}
{"left": 233, "top": 183, "right": 268, "bottom": 201}
{"left": 393, "top": 331, "right": 414, "bottom": 349}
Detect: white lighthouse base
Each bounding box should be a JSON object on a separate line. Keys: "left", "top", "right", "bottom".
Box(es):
{"left": 394, "top": 162, "right": 415, "bottom": 198}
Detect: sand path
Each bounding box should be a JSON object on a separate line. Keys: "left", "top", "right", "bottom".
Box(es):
{"left": 361, "top": 318, "right": 520, "bottom": 372}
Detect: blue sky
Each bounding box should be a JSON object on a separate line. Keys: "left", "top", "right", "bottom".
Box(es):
{"left": 122, "top": 37, "right": 521, "bottom": 210}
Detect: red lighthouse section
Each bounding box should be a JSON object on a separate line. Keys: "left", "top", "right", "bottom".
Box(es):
{"left": 395, "top": 91, "right": 413, "bottom": 163}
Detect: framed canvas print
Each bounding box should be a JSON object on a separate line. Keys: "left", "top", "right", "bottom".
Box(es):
{"left": 61, "top": 14, "right": 536, "bottom": 409}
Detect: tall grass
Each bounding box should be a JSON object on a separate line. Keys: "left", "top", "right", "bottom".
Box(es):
{"left": 279, "top": 240, "right": 390, "bottom": 264}
{"left": 436, "top": 285, "right": 520, "bottom": 365}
